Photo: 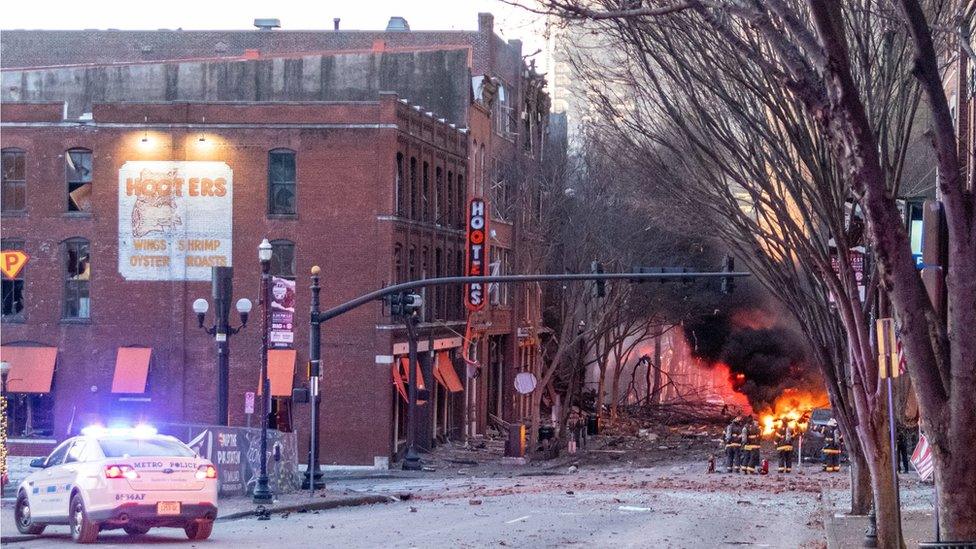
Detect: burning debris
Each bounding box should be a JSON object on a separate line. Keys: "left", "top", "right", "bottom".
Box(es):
{"left": 685, "top": 310, "right": 829, "bottom": 434}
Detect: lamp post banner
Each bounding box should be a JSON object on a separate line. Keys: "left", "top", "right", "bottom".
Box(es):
{"left": 270, "top": 276, "right": 296, "bottom": 347}
{"left": 118, "top": 161, "right": 233, "bottom": 281}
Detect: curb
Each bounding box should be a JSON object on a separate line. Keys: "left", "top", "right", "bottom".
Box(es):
{"left": 1, "top": 494, "right": 403, "bottom": 543}
{"left": 217, "top": 494, "right": 400, "bottom": 521}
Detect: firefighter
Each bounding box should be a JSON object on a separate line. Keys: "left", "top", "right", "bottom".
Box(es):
{"left": 723, "top": 416, "right": 742, "bottom": 473}
{"left": 774, "top": 417, "right": 794, "bottom": 473}
{"left": 741, "top": 416, "right": 761, "bottom": 474}
{"left": 821, "top": 418, "right": 842, "bottom": 472}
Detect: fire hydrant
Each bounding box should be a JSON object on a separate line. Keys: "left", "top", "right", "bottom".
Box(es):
{"left": 760, "top": 459, "right": 770, "bottom": 475}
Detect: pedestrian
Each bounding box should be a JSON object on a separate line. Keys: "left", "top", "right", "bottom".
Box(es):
{"left": 821, "top": 418, "right": 842, "bottom": 472}
{"left": 896, "top": 424, "right": 911, "bottom": 474}
{"left": 773, "top": 418, "right": 794, "bottom": 473}
{"left": 724, "top": 416, "right": 742, "bottom": 473}
{"left": 741, "top": 416, "right": 761, "bottom": 474}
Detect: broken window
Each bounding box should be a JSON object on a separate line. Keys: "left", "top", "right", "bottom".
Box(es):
{"left": 65, "top": 149, "right": 92, "bottom": 213}
{"left": 270, "top": 239, "right": 296, "bottom": 279}
{"left": 409, "top": 157, "right": 418, "bottom": 220}
{"left": 1, "top": 239, "right": 25, "bottom": 320}
{"left": 6, "top": 393, "right": 55, "bottom": 439}
{"left": 422, "top": 161, "right": 430, "bottom": 223}
{"left": 63, "top": 238, "right": 91, "bottom": 319}
{"left": 2, "top": 149, "right": 26, "bottom": 213}
{"left": 396, "top": 152, "right": 406, "bottom": 216}
{"left": 268, "top": 149, "right": 296, "bottom": 215}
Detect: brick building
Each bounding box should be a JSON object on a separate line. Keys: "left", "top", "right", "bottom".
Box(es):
{"left": 1, "top": 13, "right": 553, "bottom": 463}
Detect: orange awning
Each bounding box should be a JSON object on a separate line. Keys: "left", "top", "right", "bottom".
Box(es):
{"left": 395, "top": 357, "right": 427, "bottom": 403}
{"left": 435, "top": 352, "right": 464, "bottom": 393}
{"left": 0, "top": 346, "right": 57, "bottom": 393}
{"left": 111, "top": 347, "right": 151, "bottom": 394}
{"left": 259, "top": 349, "right": 296, "bottom": 397}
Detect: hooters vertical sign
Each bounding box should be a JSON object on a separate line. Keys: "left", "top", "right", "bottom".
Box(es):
{"left": 465, "top": 198, "right": 489, "bottom": 311}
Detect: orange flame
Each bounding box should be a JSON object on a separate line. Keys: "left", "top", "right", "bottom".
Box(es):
{"left": 759, "top": 388, "right": 830, "bottom": 436}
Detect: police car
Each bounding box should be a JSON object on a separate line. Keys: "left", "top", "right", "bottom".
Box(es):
{"left": 14, "top": 425, "right": 218, "bottom": 543}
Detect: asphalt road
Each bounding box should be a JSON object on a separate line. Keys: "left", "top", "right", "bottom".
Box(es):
{"left": 2, "top": 464, "right": 828, "bottom": 548}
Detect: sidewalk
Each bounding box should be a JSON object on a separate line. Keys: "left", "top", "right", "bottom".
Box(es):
{"left": 825, "top": 510, "right": 936, "bottom": 548}
{"left": 0, "top": 488, "right": 406, "bottom": 543}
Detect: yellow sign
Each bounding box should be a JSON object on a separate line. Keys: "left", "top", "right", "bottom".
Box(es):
{"left": 876, "top": 318, "right": 899, "bottom": 379}
{"left": 0, "top": 250, "right": 29, "bottom": 280}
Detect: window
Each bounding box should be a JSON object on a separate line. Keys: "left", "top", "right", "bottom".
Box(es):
{"left": 435, "top": 166, "right": 444, "bottom": 224}
{"left": 45, "top": 440, "right": 72, "bottom": 466}
{"left": 422, "top": 161, "right": 430, "bottom": 222}
{"left": 446, "top": 171, "right": 455, "bottom": 228}
{"left": 1, "top": 149, "right": 26, "bottom": 213}
{"left": 489, "top": 247, "right": 511, "bottom": 306}
{"left": 99, "top": 438, "right": 194, "bottom": 458}
{"left": 2, "top": 239, "right": 25, "bottom": 320}
{"left": 6, "top": 393, "right": 54, "bottom": 439}
{"left": 63, "top": 238, "right": 91, "bottom": 320}
{"left": 270, "top": 239, "right": 296, "bottom": 279}
{"left": 421, "top": 246, "right": 430, "bottom": 321}
{"left": 494, "top": 83, "right": 513, "bottom": 137}
{"left": 268, "top": 149, "right": 297, "bottom": 215}
{"left": 408, "top": 245, "right": 417, "bottom": 280}
{"left": 409, "top": 157, "right": 418, "bottom": 220}
{"left": 65, "top": 149, "right": 92, "bottom": 213}
{"left": 393, "top": 244, "right": 403, "bottom": 284}
{"left": 457, "top": 174, "right": 466, "bottom": 229}
{"left": 65, "top": 440, "right": 87, "bottom": 463}
{"left": 396, "top": 152, "right": 406, "bottom": 216}
{"left": 434, "top": 247, "right": 444, "bottom": 319}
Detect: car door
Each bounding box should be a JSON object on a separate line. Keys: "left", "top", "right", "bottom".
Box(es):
{"left": 30, "top": 440, "right": 72, "bottom": 518}
{"left": 49, "top": 440, "right": 88, "bottom": 515}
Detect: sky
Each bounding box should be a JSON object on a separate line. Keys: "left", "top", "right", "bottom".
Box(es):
{"left": 1, "top": 0, "right": 552, "bottom": 70}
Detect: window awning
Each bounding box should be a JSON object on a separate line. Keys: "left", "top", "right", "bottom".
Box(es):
{"left": 394, "top": 357, "right": 426, "bottom": 403}
{"left": 259, "top": 349, "right": 296, "bottom": 397}
{"left": 0, "top": 346, "right": 57, "bottom": 393}
{"left": 435, "top": 352, "right": 464, "bottom": 393}
{"left": 111, "top": 347, "right": 152, "bottom": 394}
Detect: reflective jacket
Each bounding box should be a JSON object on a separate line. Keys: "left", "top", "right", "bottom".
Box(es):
{"left": 742, "top": 423, "right": 761, "bottom": 450}
{"left": 725, "top": 423, "right": 742, "bottom": 446}
{"left": 774, "top": 426, "right": 793, "bottom": 451}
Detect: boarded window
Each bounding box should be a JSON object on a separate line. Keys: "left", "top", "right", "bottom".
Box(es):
{"left": 268, "top": 149, "right": 297, "bottom": 215}
{"left": 65, "top": 149, "right": 93, "bottom": 213}
{"left": 1, "top": 149, "right": 26, "bottom": 213}
{"left": 63, "top": 238, "right": 91, "bottom": 319}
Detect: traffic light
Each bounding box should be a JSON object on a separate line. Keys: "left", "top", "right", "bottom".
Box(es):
{"left": 591, "top": 261, "right": 606, "bottom": 297}
{"left": 721, "top": 254, "right": 735, "bottom": 295}
{"left": 389, "top": 292, "right": 425, "bottom": 317}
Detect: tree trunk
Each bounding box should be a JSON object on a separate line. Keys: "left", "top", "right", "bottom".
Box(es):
{"left": 936, "top": 439, "right": 976, "bottom": 541}
{"left": 850, "top": 450, "right": 872, "bottom": 515}
{"left": 860, "top": 419, "right": 904, "bottom": 548}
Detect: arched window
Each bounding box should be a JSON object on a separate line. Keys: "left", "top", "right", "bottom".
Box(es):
{"left": 457, "top": 173, "right": 466, "bottom": 229}
{"left": 268, "top": 149, "right": 297, "bottom": 215}
{"left": 65, "top": 148, "right": 92, "bottom": 213}
{"left": 2, "top": 148, "right": 26, "bottom": 213}
{"left": 434, "top": 247, "right": 444, "bottom": 319}
{"left": 446, "top": 171, "right": 455, "bottom": 227}
{"left": 62, "top": 238, "right": 91, "bottom": 319}
{"left": 395, "top": 152, "right": 405, "bottom": 216}
{"left": 435, "top": 166, "right": 444, "bottom": 224}
{"left": 270, "top": 239, "right": 296, "bottom": 279}
{"left": 408, "top": 245, "right": 417, "bottom": 280}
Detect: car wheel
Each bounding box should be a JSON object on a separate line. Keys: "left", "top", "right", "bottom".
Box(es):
{"left": 184, "top": 519, "right": 214, "bottom": 540}
{"left": 123, "top": 524, "right": 150, "bottom": 536}
{"left": 69, "top": 494, "right": 99, "bottom": 544}
{"left": 15, "top": 492, "right": 46, "bottom": 535}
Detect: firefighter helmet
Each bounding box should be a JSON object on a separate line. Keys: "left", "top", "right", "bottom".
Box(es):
{"left": 827, "top": 418, "right": 838, "bottom": 427}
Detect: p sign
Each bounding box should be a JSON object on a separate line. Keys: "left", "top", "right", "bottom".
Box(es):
{"left": 0, "top": 250, "right": 29, "bottom": 280}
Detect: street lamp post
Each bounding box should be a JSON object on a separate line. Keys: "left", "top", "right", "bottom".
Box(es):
{"left": 1, "top": 361, "right": 10, "bottom": 499}
{"left": 253, "top": 238, "right": 275, "bottom": 504}
{"left": 192, "top": 266, "right": 252, "bottom": 426}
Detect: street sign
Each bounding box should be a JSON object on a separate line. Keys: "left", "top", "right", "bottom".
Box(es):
{"left": 244, "top": 391, "right": 256, "bottom": 415}
{"left": 0, "top": 250, "right": 29, "bottom": 279}
{"left": 911, "top": 434, "right": 934, "bottom": 481}
{"left": 514, "top": 372, "right": 537, "bottom": 394}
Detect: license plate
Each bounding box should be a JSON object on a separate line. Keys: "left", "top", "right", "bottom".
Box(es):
{"left": 157, "top": 501, "right": 181, "bottom": 515}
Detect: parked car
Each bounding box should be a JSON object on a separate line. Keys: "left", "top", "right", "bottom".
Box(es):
{"left": 14, "top": 425, "right": 218, "bottom": 543}
{"left": 800, "top": 408, "right": 847, "bottom": 463}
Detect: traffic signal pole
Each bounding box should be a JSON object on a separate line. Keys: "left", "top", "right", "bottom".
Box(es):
{"left": 304, "top": 269, "right": 750, "bottom": 471}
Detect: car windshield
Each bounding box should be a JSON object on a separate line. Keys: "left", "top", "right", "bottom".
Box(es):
{"left": 98, "top": 438, "right": 195, "bottom": 458}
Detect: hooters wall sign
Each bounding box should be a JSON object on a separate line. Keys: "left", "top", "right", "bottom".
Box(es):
{"left": 465, "top": 198, "right": 489, "bottom": 311}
